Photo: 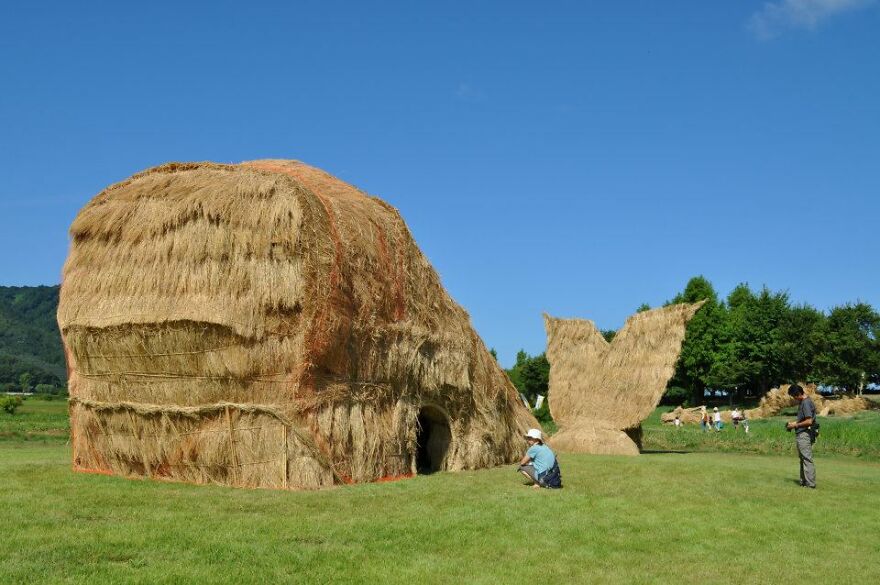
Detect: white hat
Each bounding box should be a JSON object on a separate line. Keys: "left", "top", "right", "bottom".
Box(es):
{"left": 525, "top": 428, "right": 543, "bottom": 441}
{"left": 713, "top": 407, "right": 719, "bottom": 411}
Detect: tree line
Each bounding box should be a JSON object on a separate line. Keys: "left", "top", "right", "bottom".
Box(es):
{"left": 503, "top": 276, "right": 880, "bottom": 409}
{"left": 1, "top": 280, "right": 877, "bottom": 407}
{"left": 669, "top": 276, "right": 878, "bottom": 404}
{"left": 0, "top": 286, "right": 66, "bottom": 392}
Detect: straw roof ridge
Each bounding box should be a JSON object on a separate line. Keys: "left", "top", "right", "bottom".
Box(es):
{"left": 61, "top": 160, "right": 465, "bottom": 338}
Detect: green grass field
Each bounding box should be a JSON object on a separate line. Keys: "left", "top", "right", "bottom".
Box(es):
{"left": 2, "top": 398, "right": 880, "bottom": 584}
{"left": 642, "top": 404, "right": 880, "bottom": 459}
{"left": 0, "top": 396, "right": 69, "bottom": 442}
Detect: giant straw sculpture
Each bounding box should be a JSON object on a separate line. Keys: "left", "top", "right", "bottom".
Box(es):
{"left": 58, "top": 160, "right": 537, "bottom": 490}
{"left": 544, "top": 302, "right": 704, "bottom": 455}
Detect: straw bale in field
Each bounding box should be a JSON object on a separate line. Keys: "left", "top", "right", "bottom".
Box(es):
{"left": 543, "top": 302, "right": 704, "bottom": 455}
{"left": 660, "top": 406, "right": 704, "bottom": 425}
{"left": 747, "top": 383, "right": 873, "bottom": 419}
{"left": 661, "top": 382, "right": 875, "bottom": 425}
{"left": 58, "top": 160, "right": 537, "bottom": 490}
{"left": 660, "top": 405, "right": 740, "bottom": 425}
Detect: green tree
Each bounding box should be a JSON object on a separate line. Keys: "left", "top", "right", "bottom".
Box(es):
{"left": 504, "top": 350, "right": 550, "bottom": 406}
{"left": 506, "top": 350, "right": 529, "bottom": 394}
{"left": 870, "top": 341, "right": 880, "bottom": 387}
{"left": 778, "top": 304, "right": 825, "bottom": 384}
{"left": 669, "top": 276, "right": 727, "bottom": 404}
{"left": 723, "top": 285, "right": 791, "bottom": 395}
{"left": 870, "top": 319, "right": 880, "bottom": 387}
{"left": 815, "top": 303, "right": 880, "bottom": 393}
{"left": 636, "top": 303, "right": 651, "bottom": 313}
{"left": 34, "top": 383, "right": 57, "bottom": 395}
{"left": 19, "top": 372, "right": 33, "bottom": 393}
{"left": 519, "top": 354, "right": 550, "bottom": 403}
{"left": 0, "top": 286, "right": 66, "bottom": 386}
{"left": 600, "top": 329, "right": 617, "bottom": 343}
{"left": 1, "top": 395, "right": 23, "bottom": 415}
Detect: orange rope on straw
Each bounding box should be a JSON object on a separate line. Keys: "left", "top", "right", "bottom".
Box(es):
{"left": 374, "top": 472, "right": 414, "bottom": 484}
{"left": 242, "top": 161, "right": 347, "bottom": 381}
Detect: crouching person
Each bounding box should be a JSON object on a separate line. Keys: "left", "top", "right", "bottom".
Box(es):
{"left": 518, "top": 428, "right": 562, "bottom": 489}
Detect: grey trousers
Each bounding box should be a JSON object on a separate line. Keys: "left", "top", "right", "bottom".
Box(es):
{"left": 519, "top": 464, "right": 538, "bottom": 484}
{"left": 796, "top": 432, "right": 816, "bottom": 488}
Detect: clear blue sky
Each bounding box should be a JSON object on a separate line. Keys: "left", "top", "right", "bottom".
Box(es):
{"left": 1, "top": 1, "right": 878, "bottom": 366}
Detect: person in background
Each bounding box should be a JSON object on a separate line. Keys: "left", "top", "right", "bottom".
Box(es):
{"left": 742, "top": 411, "right": 750, "bottom": 433}
{"left": 713, "top": 407, "right": 722, "bottom": 432}
{"left": 786, "top": 384, "right": 817, "bottom": 489}
{"left": 731, "top": 407, "right": 742, "bottom": 430}
{"left": 518, "top": 428, "right": 562, "bottom": 489}
{"left": 674, "top": 415, "right": 682, "bottom": 428}
{"left": 700, "top": 406, "right": 709, "bottom": 432}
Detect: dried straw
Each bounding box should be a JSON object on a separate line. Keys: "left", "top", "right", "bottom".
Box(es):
{"left": 747, "top": 384, "right": 874, "bottom": 419}
{"left": 544, "top": 302, "right": 704, "bottom": 455}
{"left": 661, "top": 382, "right": 875, "bottom": 425}
{"left": 59, "top": 160, "right": 537, "bottom": 490}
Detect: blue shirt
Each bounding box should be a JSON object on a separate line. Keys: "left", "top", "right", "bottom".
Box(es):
{"left": 526, "top": 443, "right": 556, "bottom": 476}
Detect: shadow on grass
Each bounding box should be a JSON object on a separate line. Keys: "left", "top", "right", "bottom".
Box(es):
{"left": 640, "top": 449, "right": 692, "bottom": 455}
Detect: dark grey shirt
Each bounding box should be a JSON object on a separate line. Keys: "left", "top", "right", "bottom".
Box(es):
{"left": 796, "top": 396, "right": 817, "bottom": 434}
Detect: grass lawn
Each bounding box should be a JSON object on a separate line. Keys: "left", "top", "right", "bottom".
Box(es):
{"left": 0, "top": 397, "right": 69, "bottom": 442}
{"left": 642, "top": 405, "right": 880, "bottom": 459}
{"left": 3, "top": 398, "right": 880, "bottom": 584}
{"left": 2, "top": 442, "right": 880, "bottom": 584}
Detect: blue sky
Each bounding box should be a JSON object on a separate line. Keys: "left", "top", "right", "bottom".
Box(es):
{"left": 1, "top": 1, "right": 878, "bottom": 366}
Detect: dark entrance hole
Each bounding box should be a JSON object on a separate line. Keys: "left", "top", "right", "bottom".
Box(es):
{"left": 416, "top": 406, "right": 451, "bottom": 474}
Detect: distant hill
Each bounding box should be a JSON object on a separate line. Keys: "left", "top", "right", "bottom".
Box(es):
{"left": 0, "top": 285, "right": 65, "bottom": 388}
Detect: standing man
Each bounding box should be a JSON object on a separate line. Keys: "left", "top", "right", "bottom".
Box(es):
{"left": 786, "top": 384, "right": 817, "bottom": 489}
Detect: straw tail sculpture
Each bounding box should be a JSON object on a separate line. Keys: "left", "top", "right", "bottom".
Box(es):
{"left": 58, "top": 159, "right": 537, "bottom": 490}
{"left": 543, "top": 301, "right": 705, "bottom": 455}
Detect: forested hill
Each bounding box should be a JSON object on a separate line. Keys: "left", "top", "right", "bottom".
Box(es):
{"left": 0, "top": 286, "right": 65, "bottom": 388}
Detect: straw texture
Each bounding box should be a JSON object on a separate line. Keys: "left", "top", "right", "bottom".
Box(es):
{"left": 661, "top": 383, "right": 875, "bottom": 424}
{"left": 544, "top": 302, "right": 704, "bottom": 455}
{"left": 58, "top": 160, "right": 537, "bottom": 490}
{"left": 747, "top": 383, "right": 873, "bottom": 418}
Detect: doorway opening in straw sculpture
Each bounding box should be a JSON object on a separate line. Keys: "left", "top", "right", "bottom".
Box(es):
{"left": 416, "top": 405, "right": 451, "bottom": 474}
